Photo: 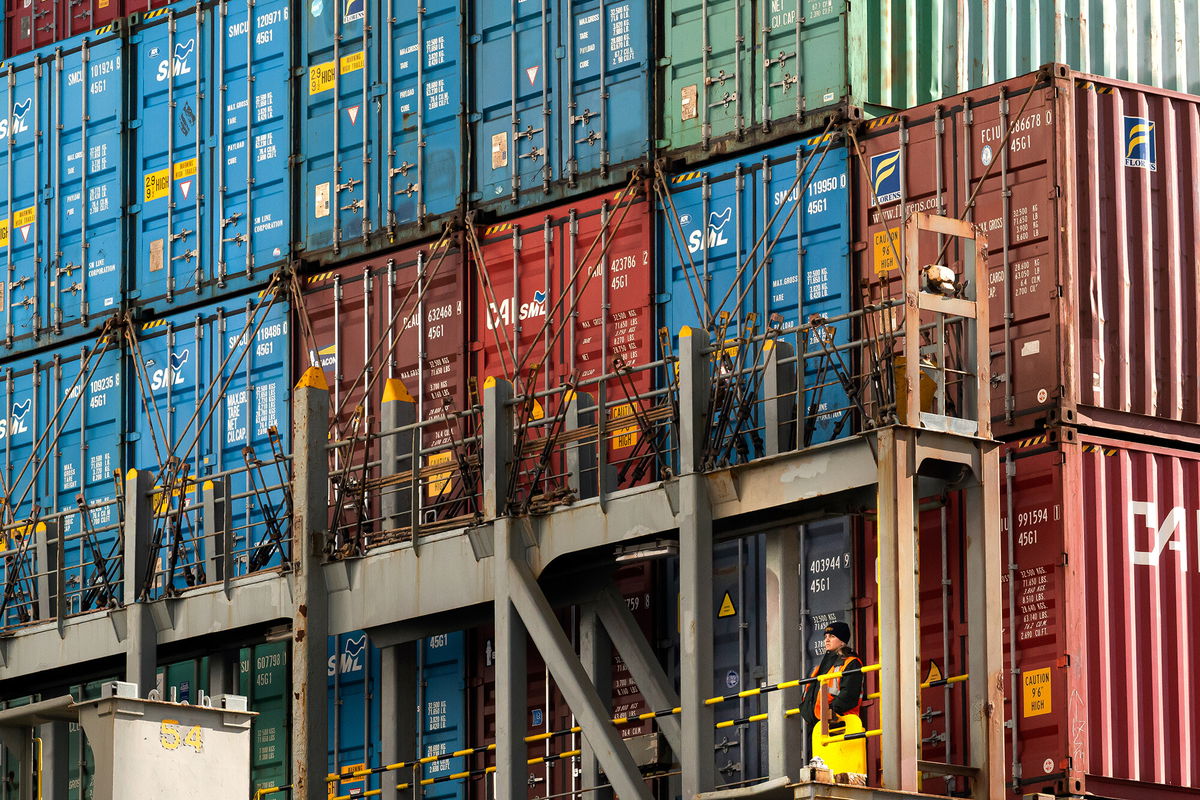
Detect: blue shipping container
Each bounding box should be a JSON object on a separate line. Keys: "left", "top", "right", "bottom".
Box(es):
{"left": 0, "top": 340, "right": 123, "bottom": 626}
{"left": 470, "top": 0, "right": 650, "bottom": 212}
{"left": 127, "top": 291, "right": 291, "bottom": 595}
{"left": 129, "top": 1, "right": 291, "bottom": 313}
{"left": 300, "top": 0, "right": 463, "bottom": 261}
{"left": 420, "top": 631, "right": 467, "bottom": 800}
{"left": 329, "top": 630, "right": 383, "bottom": 796}
{"left": 657, "top": 135, "right": 853, "bottom": 445}
{"left": 0, "top": 25, "right": 124, "bottom": 354}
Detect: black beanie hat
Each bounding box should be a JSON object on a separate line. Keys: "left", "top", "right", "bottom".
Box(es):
{"left": 824, "top": 621, "right": 852, "bottom": 643}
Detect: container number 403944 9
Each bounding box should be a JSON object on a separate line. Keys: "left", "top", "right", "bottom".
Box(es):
{"left": 160, "top": 720, "right": 204, "bottom": 753}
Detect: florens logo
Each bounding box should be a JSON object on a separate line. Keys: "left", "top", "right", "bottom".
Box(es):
{"left": 686, "top": 207, "right": 732, "bottom": 254}
{"left": 486, "top": 290, "right": 547, "bottom": 331}
{"left": 0, "top": 399, "right": 31, "bottom": 440}
{"left": 869, "top": 149, "right": 902, "bottom": 204}
{"left": 156, "top": 39, "right": 194, "bottom": 82}
{"left": 0, "top": 99, "right": 32, "bottom": 142}
{"left": 1123, "top": 116, "right": 1156, "bottom": 171}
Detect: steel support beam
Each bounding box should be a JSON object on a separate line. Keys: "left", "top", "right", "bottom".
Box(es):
{"left": 964, "top": 445, "right": 1005, "bottom": 800}
{"left": 766, "top": 526, "right": 802, "bottom": 781}
{"left": 579, "top": 604, "right": 614, "bottom": 800}
{"left": 493, "top": 518, "right": 528, "bottom": 800}
{"left": 482, "top": 378, "right": 514, "bottom": 519}
{"left": 762, "top": 340, "right": 796, "bottom": 457}
{"left": 39, "top": 721, "right": 70, "bottom": 800}
{"left": 292, "top": 367, "right": 331, "bottom": 800}
{"left": 380, "top": 378, "right": 417, "bottom": 534}
{"left": 381, "top": 641, "right": 418, "bottom": 800}
{"left": 123, "top": 470, "right": 156, "bottom": 693}
{"left": 504, "top": 552, "right": 651, "bottom": 800}
{"left": 876, "top": 428, "right": 920, "bottom": 791}
{"left": 202, "top": 477, "right": 232, "bottom": 587}
{"left": 594, "top": 586, "right": 682, "bottom": 754}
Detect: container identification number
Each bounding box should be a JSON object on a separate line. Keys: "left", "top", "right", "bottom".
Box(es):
{"left": 160, "top": 720, "right": 204, "bottom": 752}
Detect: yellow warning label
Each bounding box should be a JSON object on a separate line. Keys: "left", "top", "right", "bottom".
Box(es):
{"left": 873, "top": 227, "right": 900, "bottom": 274}
{"left": 329, "top": 763, "right": 366, "bottom": 796}
{"left": 173, "top": 158, "right": 197, "bottom": 181}
{"left": 12, "top": 206, "right": 35, "bottom": 230}
{"left": 309, "top": 61, "right": 336, "bottom": 95}
{"left": 718, "top": 592, "right": 736, "bottom": 618}
{"left": 144, "top": 168, "right": 171, "bottom": 202}
{"left": 0, "top": 218, "right": 8, "bottom": 249}
{"left": 340, "top": 51, "right": 365, "bottom": 75}
{"left": 427, "top": 451, "right": 454, "bottom": 499}
{"left": 924, "top": 661, "right": 943, "bottom": 684}
{"left": 1022, "top": 667, "right": 1052, "bottom": 717}
{"left": 610, "top": 403, "right": 639, "bottom": 448}
{"left": 531, "top": 399, "right": 545, "bottom": 421}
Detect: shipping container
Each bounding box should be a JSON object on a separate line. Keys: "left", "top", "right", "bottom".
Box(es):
{"left": 329, "top": 631, "right": 382, "bottom": 796}
{"left": 855, "top": 66, "right": 1200, "bottom": 439}
{"left": 129, "top": 0, "right": 292, "bottom": 314}
{"left": 158, "top": 656, "right": 209, "bottom": 703}
{"left": 0, "top": 340, "right": 123, "bottom": 628}
{"left": 657, "top": 135, "right": 854, "bottom": 447}
{"left": 126, "top": 291, "right": 291, "bottom": 596}
{"left": 471, "top": 186, "right": 656, "bottom": 499}
{"left": 4, "top": 0, "right": 131, "bottom": 57}
{"left": 297, "top": 237, "right": 473, "bottom": 546}
{"left": 239, "top": 640, "right": 290, "bottom": 796}
{"left": 0, "top": 23, "right": 125, "bottom": 354}
{"left": 299, "top": 0, "right": 464, "bottom": 263}
{"left": 468, "top": 0, "right": 651, "bottom": 214}
{"left": 659, "top": 1, "right": 1200, "bottom": 161}
{"left": 420, "top": 631, "right": 468, "bottom": 800}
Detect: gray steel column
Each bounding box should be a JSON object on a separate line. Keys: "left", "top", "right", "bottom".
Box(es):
{"left": 292, "top": 366, "right": 331, "bottom": 800}
{"left": 207, "top": 649, "right": 235, "bottom": 697}
{"left": 677, "top": 323, "right": 714, "bottom": 798}
{"left": 564, "top": 391, "right": 598, "bottom": 501}
{"left": 765, "top": 526, "right": 801, "bottom": 780}
{"left": 381, "top": 641, "right": 418, "bottom": 800}
{"left": 875, "top": 428, "right": 919, "bottom": 791}
{"left": 380, "top": 378, "right": 417, "bottom": 533}
{"left": 964, "top": 445, "right": 1005, "bottom": 800}
{"left": 202, "top": 476, "right": 231, "bottom": 585}
{"left": 482, "top": 377, "right": 514, "bottom": 518}
{"left": 578, "top": 604, "right": 613, "bottom": 800}
{"left": 123, "top": 469, "right": 156, "bottom": 694}
{"left": 38, "top": 721, "right": 69, "bottom": 800}
{"left": 493, "top": 517, "right": 528, "bottom": 800}
{"left": 594, "top": 587, "right": 682, "bottom": 754}
{"left": 505, "top": 557, "right": 651, "bottom": 800}
{"left": 762, "top": 339, "right": 796, "bottom": 456}
{"left": 33, "top": 520, "right": 59, "bottom": 621}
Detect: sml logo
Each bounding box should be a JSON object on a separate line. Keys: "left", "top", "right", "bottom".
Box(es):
{"left": 156, "top": 39, "right": 195, "bottom": 82}
{"left": 1130, "top": 501, "right": 1193, "bottom": 572}
{"left": 486, "top": 289, "right": 547, "bottom": 331}
{"left": 869, "top": 148, "right": 902, "bottom": 204}
{"left": 328, "top": 633, "right": 367, "bottom": 676}
{"left": 1123, "top": 116, "right": 1156, "bottom": 171}
{"left": 149, "top": 349, "right": 190, "bottom": 391}
{"left": 0, "top": 99, "right": 32, "bottom": 142}
{"left": 685, "top": 207, "right": 732, "bottom": 254}
{"left": 0, "top": 399, "right": 31, "bottom": 440}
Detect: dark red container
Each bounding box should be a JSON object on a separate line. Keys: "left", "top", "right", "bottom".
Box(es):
{"left": 5, "top": 0, "right": 167, "bottom": 59}
{"left": 296, "top": 236, "right": 472, "bottom": 543}
{"left": 855, "top": 65, "right": 1200, "bottom": 440}
{"left": 471, "top": 185, "right": 657, "bottom": 497}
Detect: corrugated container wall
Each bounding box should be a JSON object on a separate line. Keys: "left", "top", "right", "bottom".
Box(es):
{"left": 0, "top": 25, "right": 124, "bottom": 354}
{"left": 299, "top": 0, "right": 464, "bottom": 263}
{"left": 328, "top": 631, "right": 383, "bottom": 795}
{"left": 469, "top": 0, "right": 651, "bottom": 214}
{"left": 4, "top": 0, "right": 127, "bottom": 57}
{"left": 856, "top": 66, "right": 1200, "bottom": 438}
{"left": 129, "top": 1, "right": 292, "bottom": 314}
{"left": 659, "top": 1, "right": 1200, "bottom": 160}
{"left": 656, "top": 134, "right": 854, "bottom": 445}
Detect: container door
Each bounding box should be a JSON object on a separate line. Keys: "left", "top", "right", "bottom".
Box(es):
{"left": 800, "top": 519, "right": 854, "bottom": 673}
{"left": 211, "top": 0, "right": 291, "bottom": 286}
{"left": 328, "top": 631, "right": 382, "bottom": 798}
{"left": 660, "top": 0, "right": 751, "bottom": 151}
{"left": 64, "top": 0, "right": 125, "bottom": 37}
{"left": 563, "top": 0, "right": 649, "bottom": 180}
{"left": 0, "top": 357, "right": 38, "bottom": 627}
{"left": 421, "top": 631, "right": 467, "bottom": 800}
{"left": 49, "top": 36, "right": 124, "bottom": 338}
{"left": 378, "top": 0, "right": 463, "bottom": 229}
{"left": 132, "top": 6, "right": 210, "bottom": 308}
{"left": 240, "top": 642, "right": 290, "bottom": 796}
{"left": 759, "top": 139, "right": 851, "bottom": 444}
{"left": 301, "top": 0, "right": 375, "bottom": 256}
{"left": 159, "top": 657, "right": 210, "bottom": 703}
{"left": 471, "top": 0, "right": 555, "bottom": 205}
{"left": 0, "top": 60, "right": 45, "bottom": 346}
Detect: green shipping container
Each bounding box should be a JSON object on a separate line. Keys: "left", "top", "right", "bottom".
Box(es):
{"left": 240, "top": 642, "right": 290, "bottom": 796}
{"left": 659, "top": 0, "right": 1200, "bottom": 156}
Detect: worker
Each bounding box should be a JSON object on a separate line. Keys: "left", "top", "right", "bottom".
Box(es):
{"left": 800, "top": 621, "right": 867, "bottom": 778}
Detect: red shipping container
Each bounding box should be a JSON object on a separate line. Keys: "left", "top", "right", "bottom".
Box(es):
{"left": 855, "top": 65, "right": 1200, "bottom": 440}
{"left": 6, "top": 0, "right": 168, "bottom": 59}
{"left": 471, "top": 185, "right": 657, "bottom": 499}
{"left": 296, "top": 236, "right": 473, "bottom": 545}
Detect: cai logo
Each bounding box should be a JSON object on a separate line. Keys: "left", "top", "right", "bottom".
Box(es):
{"left": 486, "top": 289, "right": 547, "bottom": 331}
{"left": 149, "top": 349, "right": 189, "bottom": 391}
{"left": 328, "top": 633, "right": 367, "bottom": 676}
{"left": 0, "top": 99, "right": 32, "bottom": 142}
{"left": 1123, "top": 116, "right": 1156, "bottom": 171}
{"left": 155, "top": 39, "right": 194, "bottom": 82}
{"left": 686, "top": 207, "right": 732, "bottom": 254}
{"left": 869, "top": 148, "right": 902, "bottom": 204}
{"left": 0, "top": 399, "right": 30, "bottom": 440}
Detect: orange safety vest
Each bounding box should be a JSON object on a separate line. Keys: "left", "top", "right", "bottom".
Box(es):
{"left": 810, "top": 654, "right": 863, "bottom": 721}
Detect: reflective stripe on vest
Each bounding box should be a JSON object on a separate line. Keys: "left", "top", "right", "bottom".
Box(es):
{"left": 812, "top": 655, "right": 862, "bottom": 720}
